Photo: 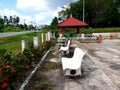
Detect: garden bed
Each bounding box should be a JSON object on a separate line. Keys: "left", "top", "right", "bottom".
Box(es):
{"left": 0, "top": 40, "right": 55, "bottom": 90}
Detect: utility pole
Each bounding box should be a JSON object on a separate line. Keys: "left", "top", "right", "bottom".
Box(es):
{"left": 70, "top": 0, "right": 73, "bottom": 17}
{"left": 83, "top": 0, "right": 85, "bottom": 22}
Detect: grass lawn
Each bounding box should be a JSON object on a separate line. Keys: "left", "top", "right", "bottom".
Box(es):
{"left": 0, "top": 32, "right": 45, "bottom": 53}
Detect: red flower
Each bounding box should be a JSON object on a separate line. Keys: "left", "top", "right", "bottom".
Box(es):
{"left": 11, "top": 69, "right": 16, "bottom": 73}
{"left": 37, "top": 45, "right": 41, "bottom": 49}
{"left": 4, "top": 75, "right": 9, "bottom": 81}
{"left": 6, "top": 65, "right": 12, "bottom": 69}
{"left": 25, "top": 65, "right": 29, "bottom": 70}
{"left": 2, "top": 82, "right": 8, "bottom": 89}
{"left": 0, "top": 67, "right": 2, "bottom": 72}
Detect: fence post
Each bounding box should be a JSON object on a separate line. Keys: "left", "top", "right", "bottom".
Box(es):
{"left": 47, "top": 32, "right": 51, "bottom": 41}
{"left": 53, "top": 32, "right": 55, "bottom": 39}
{"left": 33, "top": 36, "right": 39, "bottom": 48}
{"left": 46, "top": 33, "right": 48, "bottom": 41}
{"left": 97, "top": 34, "right": 102, "bottom": 43}
{"left": 21, "top": 40, "right": 25, "bottom": 51}
{"left": 42, "top": 33, "right": 44, "bottom": 44}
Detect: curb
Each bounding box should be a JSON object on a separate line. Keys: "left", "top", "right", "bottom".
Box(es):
{"left": 19, "top": 47, "right": 52, "bottom": 90}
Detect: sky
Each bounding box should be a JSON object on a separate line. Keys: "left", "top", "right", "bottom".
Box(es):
{"left": 0, "top": 0, "right": 78, "bottom": 26}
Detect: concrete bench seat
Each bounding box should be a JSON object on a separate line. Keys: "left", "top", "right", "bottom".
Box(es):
{"left": 59, "top": 40, "right": 70, "bottom": 55}
{"left": 61, "top": 47, "right": 85, "bottom": 76}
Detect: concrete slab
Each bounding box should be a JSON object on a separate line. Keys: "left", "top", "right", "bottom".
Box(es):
{"left": 43, "top": 39, "right": 120, "bottom": 90}
{"left": 73, "top": 39, "right": 120, "bottom": 89}
{"left": 64, "top": 55, "right": 119, "bottom": 90}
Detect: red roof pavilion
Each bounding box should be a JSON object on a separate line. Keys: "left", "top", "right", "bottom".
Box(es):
{"left": 58, "top": 17, "right": 88, "bottom": 27}
{"left": 57, "top": 17, "right": 88, "bottom": 37}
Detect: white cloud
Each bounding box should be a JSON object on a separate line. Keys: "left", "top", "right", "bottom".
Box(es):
{"left": 34, "top": 13, "right": 51, "bottom": 25}
{"left": 16, "top": 0, "right": 49, "bottom": 11}
{"left": 20, "top": 16, "right": 33, "bottom": 24}
{"left": 2, "top": 9, "right": 19, "bottom": 17}
{"left": 16, "top": 0, "right": 64, "bottom": 25}
{"left": 1, "top": 0, "right": 78, "bottom": 25}
{"left": 0, "top": 8, "right": 32, "bottom": 25}
{"left": 16, "top": 0, "right": 58, "bottom": 25}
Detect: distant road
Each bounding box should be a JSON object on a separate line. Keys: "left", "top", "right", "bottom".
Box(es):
{"left": 0, "top": 31, "right": 34, "bottom": 38}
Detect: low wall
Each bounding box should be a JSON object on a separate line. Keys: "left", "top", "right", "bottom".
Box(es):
{"left": 93, "top": 33, "right": 120, "bottom": 39}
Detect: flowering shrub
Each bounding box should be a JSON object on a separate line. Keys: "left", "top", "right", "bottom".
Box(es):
{"left": 0, "top": 40, "right": 54, "bottom": 89}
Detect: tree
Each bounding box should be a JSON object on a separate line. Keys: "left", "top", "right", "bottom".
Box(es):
{"left": 51, "top": 17, "right": 58, "bottom": 26}
{"left": 58, "top": 5, "right": 71, "bottom": 21}
{"left": 19, "top": 24, "right": 24, "bottom": 29}
{"left": 12, "top": 16, "right": 20, "bottom": 26}
{"left": 3, "top": 16, "right": 9, "bottom": 26}
{"left": 70, "top": 1, "right": 83, "bottom": 20}
{"left": 24, "top": 23, "right": 28, "bottom": 30}
{"left": 58, "top": 0, "right": 120, "bottom": 27}
{"left": 9, "top": 16, "right": 13, "bottom": 26}
{"left": 0, "top": 16, "right": 4, "bottom": 32}
{"left": 86, "top": 0, "right": 119, "bottom": 27}
{"left": 15, "top": 16, "right": 20, "bottom": 26}
{"left": 50, "top": 17, "right": 58, "bottom": 30}
{"left": 58, "top": 1, "right": 83, "bottom": 22}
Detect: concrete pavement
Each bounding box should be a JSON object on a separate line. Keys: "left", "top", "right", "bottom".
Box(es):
{"left": 46, "top": 39, "right": 120, "bottom": 90}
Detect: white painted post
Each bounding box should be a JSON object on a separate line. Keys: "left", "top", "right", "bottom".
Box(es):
{"left": 81, "top": 33, "right": 84, "bottom": 39}
{"left": 53, "top": 33, "right": 55, "bottom": 39}
{"left": 50, "top": 32, "right": 52, "bottom": 39}
{"left": 59, "top": 34, "right": 62, "bottom": 38}
{"left": 48, "top": 32, "right": 51, "bottom": 41}
{"left": 33, "top": 36, "right": 39, "bottom": 48}
{"left": 42, "top": 33, "right": 44, "bottom": 44}
{"left": 21, "top": 40, "right": 25, "bottom": 51}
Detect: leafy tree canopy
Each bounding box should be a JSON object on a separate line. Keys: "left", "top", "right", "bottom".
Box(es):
{"left": 58, "top": 0, "right": 120, "bottom": 27}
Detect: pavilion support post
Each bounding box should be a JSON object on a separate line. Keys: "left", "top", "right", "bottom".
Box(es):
{"left": 61, "top": 28, "right": 65, "bottom": 37}
{"left": 77, "top": 27, "right": 79, "bottom": 33}
{"left": 79, "top": 28, "right": 82, "bottom": 37}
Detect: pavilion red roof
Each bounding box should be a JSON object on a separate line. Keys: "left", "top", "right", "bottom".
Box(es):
{"left": 58, "top": 17, "right": 88, "bottom": 27}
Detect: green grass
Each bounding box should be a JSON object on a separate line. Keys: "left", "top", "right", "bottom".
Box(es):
{"left": 62, "top": 27, "right": 120, "bottom": 34}
{"left": 1, "top": 27, "right": 120, "bottom": 53}
{"left": 82, "top": 27, "right": 120, "bottom": 34}
{"left": 2, "top": 26, "right": 23, "bottom": 32}
{"left": 0, "top": 42, "right": 21, "bottom": 53}
{"left": 0, "top": 32, "right": 45, "bottom": 53}
{"left": 0, "top": 33, "right": 33, "bottom": 45}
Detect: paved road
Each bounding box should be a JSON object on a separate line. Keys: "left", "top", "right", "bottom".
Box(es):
{"left": 0, "top": 31, "right": 34, "bottom": 38}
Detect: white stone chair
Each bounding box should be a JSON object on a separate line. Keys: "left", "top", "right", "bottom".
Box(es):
{"left": 59, "top": 40, "right": 70, "bottom": 55}
{"left": 61, "top": 47, "right": 85, "bottom": 76}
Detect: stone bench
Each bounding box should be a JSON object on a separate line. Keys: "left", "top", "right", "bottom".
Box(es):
{"left": 61, "top": 47, "right": 85, "bottom": 76}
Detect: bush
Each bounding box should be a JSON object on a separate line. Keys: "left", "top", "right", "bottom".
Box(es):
{"left": 0, "top": 40, "right": 54, "bottom": 89}
{"left": 82, "top": 27, "right": 120, "bottom": 34}
{"left": 3, "top": 26, "right": 23, "bottom": 32}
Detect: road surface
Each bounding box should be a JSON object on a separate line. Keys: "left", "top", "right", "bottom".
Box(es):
{"left": 0, "top": 31, "right": 34, "bottom": 38}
